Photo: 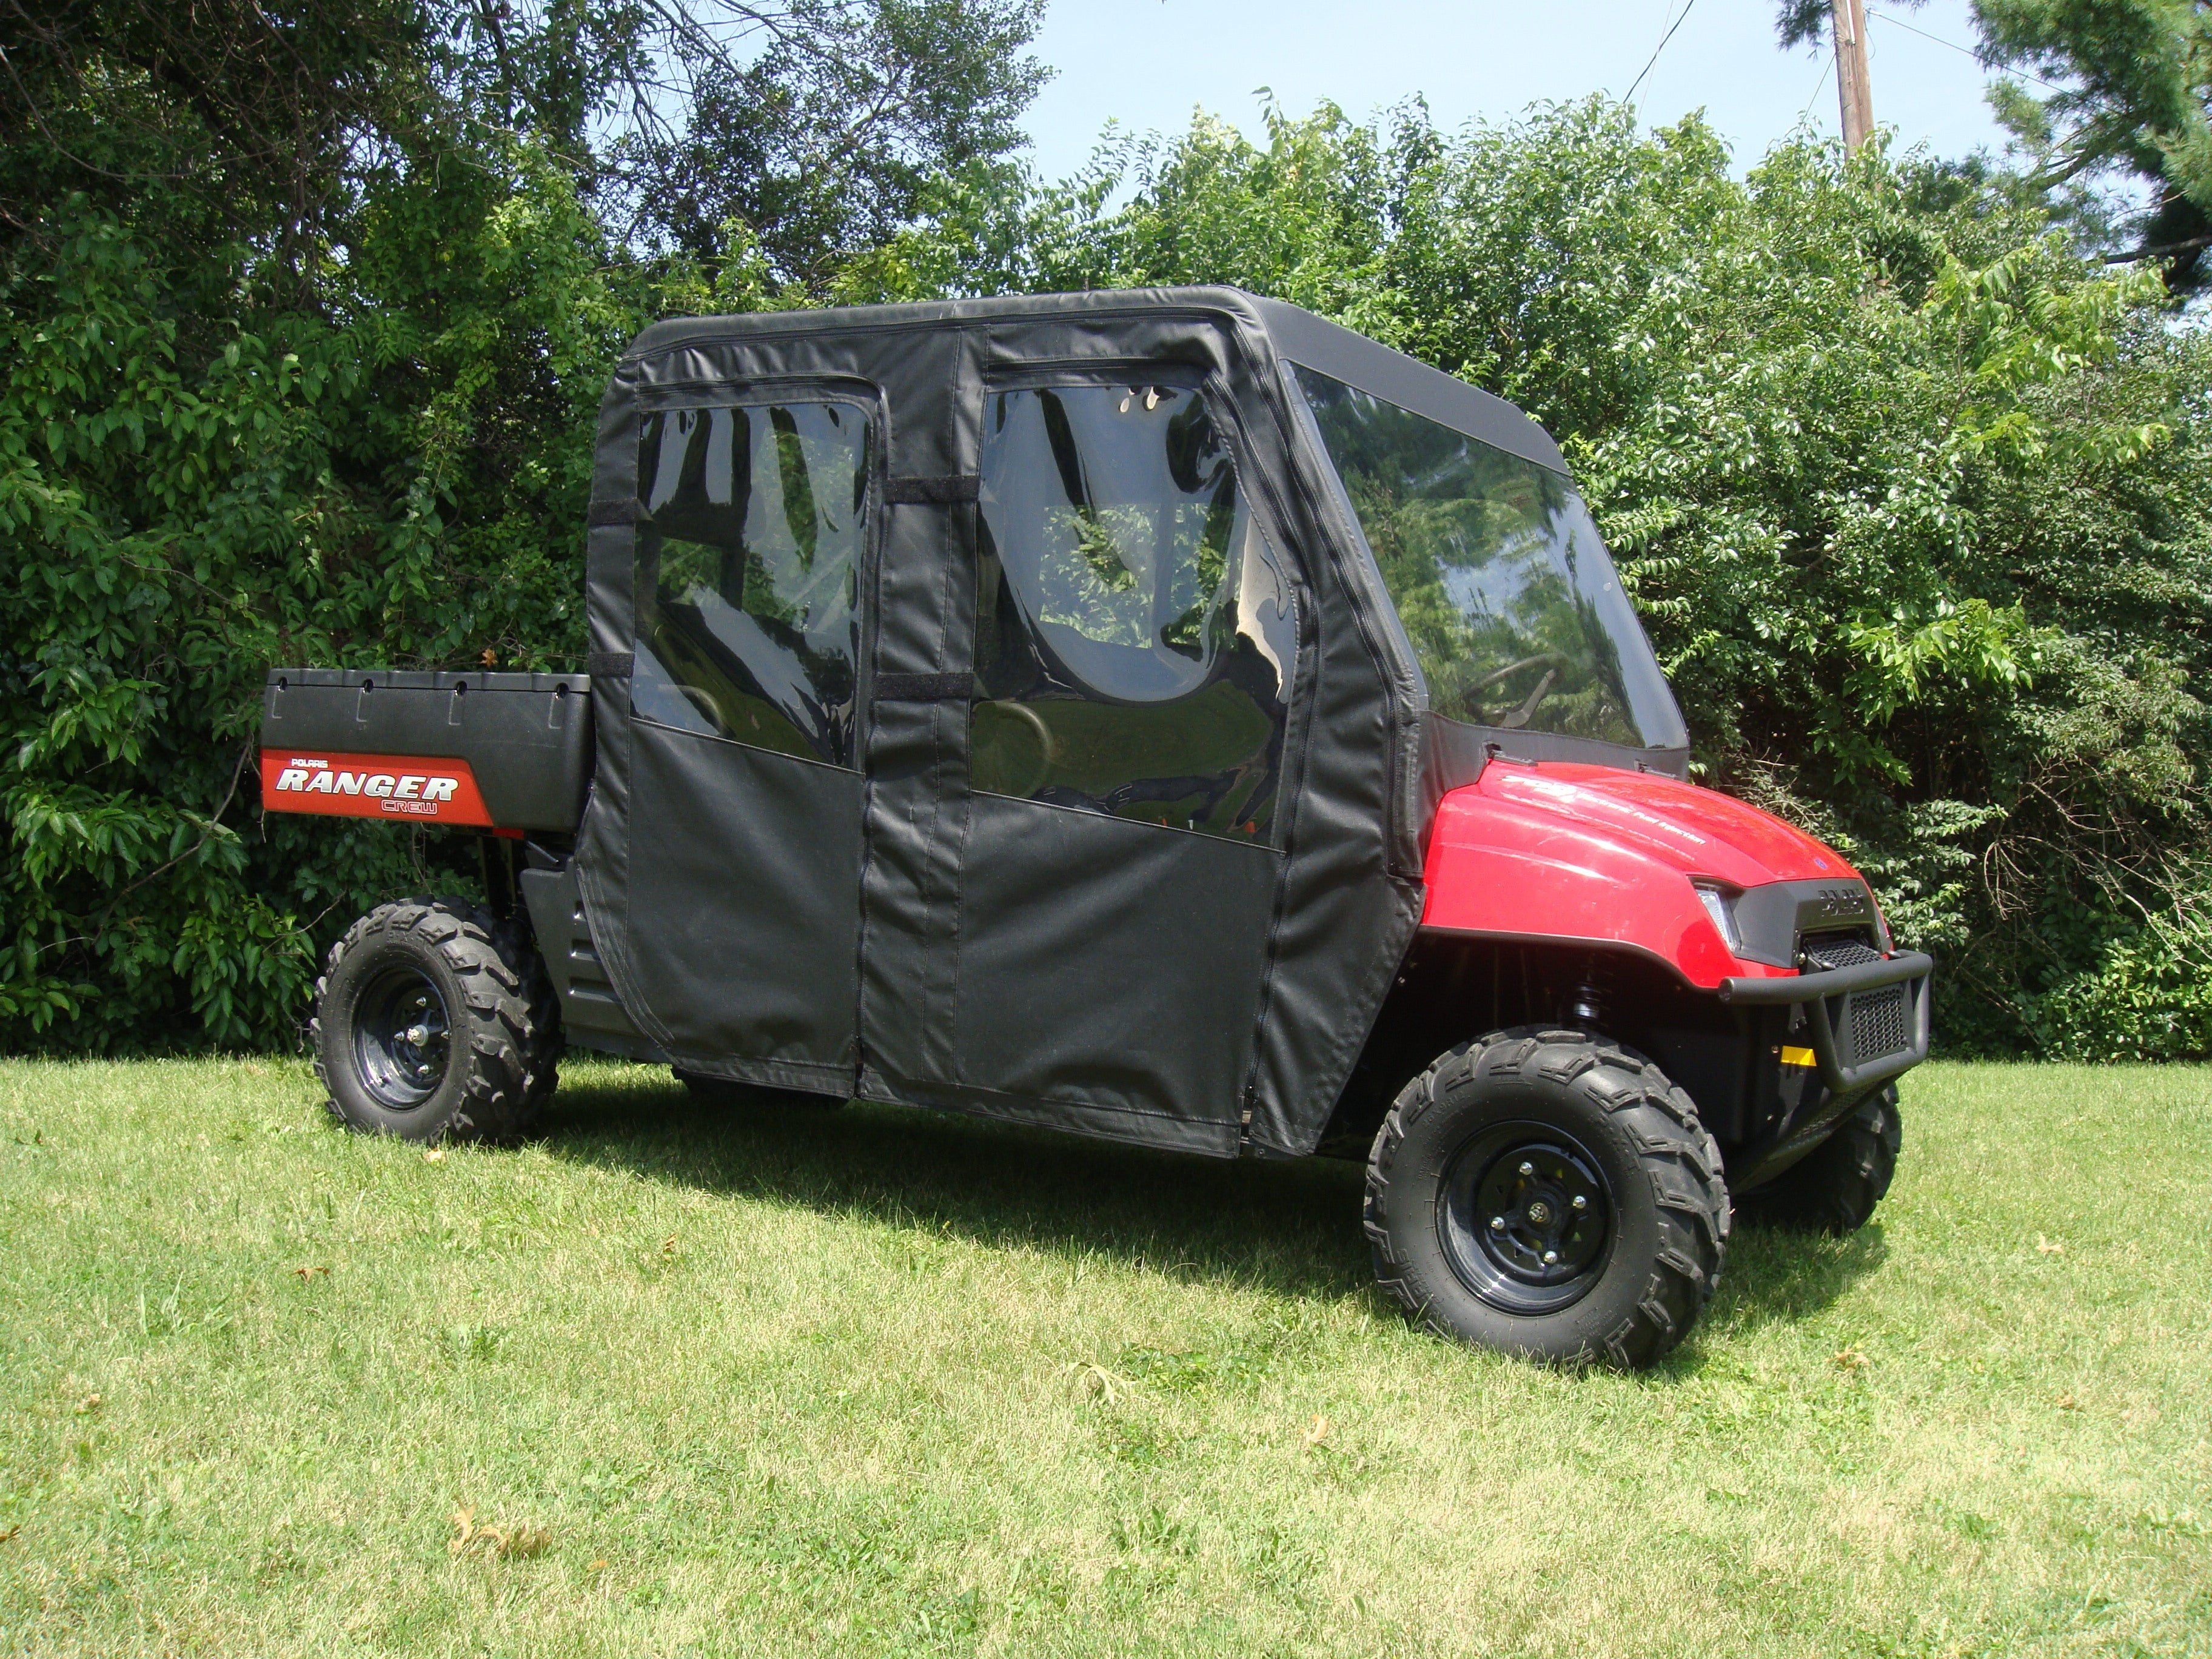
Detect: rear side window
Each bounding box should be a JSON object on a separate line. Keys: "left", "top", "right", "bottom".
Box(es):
{"left": 974, "top": 383, "right": 1297, "bottom": 842}
{"left": 632, "top": 400, "right": 872, "bottom": 766}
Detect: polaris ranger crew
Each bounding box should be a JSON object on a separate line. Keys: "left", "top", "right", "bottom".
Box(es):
{"left": 263, "top": 288, "right": 1931, "bottom": 1369}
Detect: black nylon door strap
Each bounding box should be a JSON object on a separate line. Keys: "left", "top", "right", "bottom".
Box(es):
{"left": 873, "top": 672, "right": 975, "bottom": 703}
{"left": 883, "top": 475, "right": 980, "bottom": 505}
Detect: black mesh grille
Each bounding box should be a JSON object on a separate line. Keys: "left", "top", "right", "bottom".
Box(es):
{"left": 1802, "top": 933, "right": 1883, "bottom": 971}
{"left": 1847, "top": 984, "right": 1910, "bottom": 1065}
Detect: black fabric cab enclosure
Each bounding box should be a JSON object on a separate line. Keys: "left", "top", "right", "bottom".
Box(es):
{"left": 572, "top": 286, "right": 1636, "bottom": 1157}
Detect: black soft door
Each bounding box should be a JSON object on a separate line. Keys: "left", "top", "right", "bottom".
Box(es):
{"left": 945, "top": 378, "right": 1301, "bottom": 1150}
{"left": 618, "top": 397, "right": 874, "bottom": 1094}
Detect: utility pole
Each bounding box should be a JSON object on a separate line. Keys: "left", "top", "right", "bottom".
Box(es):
{"left": 1833, "top": 0, "right": 1874, "bottom": 152}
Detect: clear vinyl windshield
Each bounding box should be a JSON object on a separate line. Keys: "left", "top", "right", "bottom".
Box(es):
{"left": 1293, "top": 367, "right": 1687, "bottom": 751}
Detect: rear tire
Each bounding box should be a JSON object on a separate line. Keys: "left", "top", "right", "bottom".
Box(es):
{"left": 672, "top": 1068, "right": 845, "bottom": 1111}
{"left": 313, "top": 897, "right": 560, "bottom": 1144}
{"left": 1364, "top": 1027, "right": 1729, "bottom": 1370}
{"left": 1735, "top": 1087, "right": 1902, "bottom": 1234}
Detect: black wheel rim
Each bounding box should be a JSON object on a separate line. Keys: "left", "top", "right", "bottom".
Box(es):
{"left": 1436, "top": 1121, "right": 1613, "bottom": 1315}
{"left": 352, "top": 964, "right": 451, "bottom": 1111}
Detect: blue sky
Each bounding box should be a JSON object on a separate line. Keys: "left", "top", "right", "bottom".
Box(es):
{"left": 1017, "top": 0, "right": 2013, "bottom": 181}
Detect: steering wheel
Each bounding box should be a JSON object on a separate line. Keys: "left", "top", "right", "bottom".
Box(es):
{"left": 1496, "top": 668, "right": 1558, "bottom": 731}
{"left": 674, "top": 682, "right": 728, "bottom": 732}
{"left": 1464, "top": 652, "right": 1566, "bottom": 729}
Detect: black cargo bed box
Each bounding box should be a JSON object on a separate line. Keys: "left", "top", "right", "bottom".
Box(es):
{"left": 261, "top": 668, "right": 592, "bottom": 831}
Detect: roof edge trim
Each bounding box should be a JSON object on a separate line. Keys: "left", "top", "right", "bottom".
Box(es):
{"left": 1252, "top": 298, "right": 1567, "bottom": 476}
{"left": 616, "top": 286, "right": 1568, "bottom": 477}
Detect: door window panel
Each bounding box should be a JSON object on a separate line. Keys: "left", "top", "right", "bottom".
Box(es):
{"left": 974, "top": 383, "right": 1296, "bottom": 842}
{"left": 632, "top": 400, "right": 871, "bottom": 766}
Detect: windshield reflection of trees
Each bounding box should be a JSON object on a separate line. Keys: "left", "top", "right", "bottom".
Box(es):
{"left": 1298, "top": 373, "right": 1642, "bottom": 746}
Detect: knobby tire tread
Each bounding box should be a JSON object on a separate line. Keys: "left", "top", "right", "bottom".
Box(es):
{"left": 1364, "top": 1026, "right": 1730, "bottom": 1370}
{"left": 1736, "top": 1087, "right": 1902, "bottom": 1234}
{"left": 312, "top": 895, "right": 561, "bottom": 1142}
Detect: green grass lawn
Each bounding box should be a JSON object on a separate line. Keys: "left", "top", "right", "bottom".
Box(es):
{"left": 1, "top": 1057, "right": 2207, "bottom": 1657}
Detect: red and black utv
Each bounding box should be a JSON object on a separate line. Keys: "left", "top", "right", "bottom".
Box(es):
{"left": 262, "top": 287, "right": 1931, "bottom": 1368}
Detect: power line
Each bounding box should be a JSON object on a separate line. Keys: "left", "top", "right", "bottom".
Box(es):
{"left": 1866, "top": 8, "right": 2068, "bottom": 95}
{"left": 1800, "top": 45, "right": 1837, "bottom": 125}
{"left": 1624, "top": 0, "right": 1700, "bottom": 107}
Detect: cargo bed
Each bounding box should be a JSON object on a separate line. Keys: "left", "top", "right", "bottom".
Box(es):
{"left": 260, "top": 669, "right": 592, "bottom": 832}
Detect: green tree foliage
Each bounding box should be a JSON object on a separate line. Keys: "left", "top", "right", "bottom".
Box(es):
{"left": 602, "top": 0, "right": 1048, "bottom": 287}
{"left": 0, "top": 0, "right": 1044, "bottom": 1051}
{"left": 1777, "top": 1, "right": 2212, "bottom": 287}
{"left": 1971, "top": 0, "right": 2212, "bottom": 281}
{"left": 942, "top": 100, "right": 2212, "bottom": 1056}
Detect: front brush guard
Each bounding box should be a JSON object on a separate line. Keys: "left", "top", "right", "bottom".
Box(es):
{"left": 1717, "top": 950, "right": 1934, "bottom": 1097}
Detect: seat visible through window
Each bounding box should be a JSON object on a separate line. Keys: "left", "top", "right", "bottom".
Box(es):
{"left": 973, "top": 383, "right": 1296, "bottom": 841}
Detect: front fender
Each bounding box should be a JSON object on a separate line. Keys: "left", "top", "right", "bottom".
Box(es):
{"left": 1417, "top": 765, "right": 1839, "bottom": 991}
{"left": 1421, "top": 791, "right": 1746, "bottom": 988}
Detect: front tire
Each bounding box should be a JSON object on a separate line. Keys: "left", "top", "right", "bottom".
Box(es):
{"left": 1735, "top": 1087, "right": 1902, "bottom": 1233}
{"left": 313, "top": 897, "right": 560, "bottom": 1144}
{"left": 1364, "top": 1028, "right": 1729, "bottom": 1370}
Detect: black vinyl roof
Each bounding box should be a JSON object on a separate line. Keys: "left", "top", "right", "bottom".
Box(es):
{"left": 623, "top": 285, "right": 1569, "bottom": 477}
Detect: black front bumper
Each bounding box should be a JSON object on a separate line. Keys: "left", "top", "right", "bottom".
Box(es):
{"left": 1717, "top": 951, "right": 1931, "bottom": 1191}
{"left": 1718, "top": 950, "right": 1934, "bottom": 1096}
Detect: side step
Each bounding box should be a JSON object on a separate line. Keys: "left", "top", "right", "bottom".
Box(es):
{"left": 518, "top": 863, "right": 668, "bottom": 1064}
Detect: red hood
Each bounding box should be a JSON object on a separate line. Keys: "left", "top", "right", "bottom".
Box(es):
{"left": 1419, "top": 761, "right": 1864, "bottom": 987}
{"left": 1470, "top": 763, "right": 1855, "bottom": 886}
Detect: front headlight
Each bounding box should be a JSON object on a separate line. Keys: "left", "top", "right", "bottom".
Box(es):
{"left": 1694, "top": 882, "right": 1744, "bottom": 955}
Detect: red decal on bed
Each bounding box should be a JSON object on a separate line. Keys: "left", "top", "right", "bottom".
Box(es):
{"left": 260, "top": 750, "right": 496, "bottom": 827}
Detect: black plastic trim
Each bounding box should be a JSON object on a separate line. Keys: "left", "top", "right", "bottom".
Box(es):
{"left": 1416, "top": 925, "right": 1709, "bottom": 994}
{"left": 1422, "top": 717, "right": 1691, "bottom": 809}
{"left": 517, "top": 861, "right": 668, "bottom": 1062}
{"left": 1729, "top": 876, "right": 1880, "bottom": 968}
{"left": 262, "top": 668, "right": 593, "bottom": 831}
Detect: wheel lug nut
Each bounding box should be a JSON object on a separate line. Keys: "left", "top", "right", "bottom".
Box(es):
{"left": 1489, "top": 1216, "right": 1506, "bottom": 1233}
{"left": 1572, "top": 1195, "right": 1587, "bottom": 1211}
{"left": 1543, "top": 1250, "right": 1560, "bottom": 1265}
{"left": 1518, "top": 1161, "right": 1535, "bottom": 1176}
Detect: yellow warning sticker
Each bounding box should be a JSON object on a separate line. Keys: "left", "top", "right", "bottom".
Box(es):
{"left": 1780, "top": 1045, "right": 1817, "bottom": 1068}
